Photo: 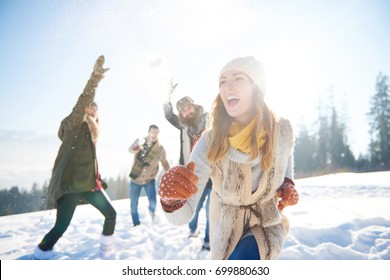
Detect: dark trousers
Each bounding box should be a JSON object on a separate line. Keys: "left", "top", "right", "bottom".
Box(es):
{"left": 38, "top": 190, "right": 116, "bottom": 251}
{"left": 228, "top": 235, "right": 261, "bottom": 260}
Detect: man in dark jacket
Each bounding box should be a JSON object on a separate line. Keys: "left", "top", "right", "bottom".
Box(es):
{"left": 33, "top": 55, "right": 117, "bottom": 259}
{"left": 163, "top": 80, "right": 212, "bottom": 250}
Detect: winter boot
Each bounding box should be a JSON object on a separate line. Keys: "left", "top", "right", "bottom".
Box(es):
{"left": 202, "top": 242, "right": 210, "bottom": 251}
{"left": 99, "top": 234, "right": 115, "bottom": 257}
{"left": 33, "top": 245, "right": 53, "bottom": 260}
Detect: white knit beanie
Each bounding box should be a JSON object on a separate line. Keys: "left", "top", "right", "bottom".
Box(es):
{"left": 219, "top": 56, "right": 266, "bottom": 97}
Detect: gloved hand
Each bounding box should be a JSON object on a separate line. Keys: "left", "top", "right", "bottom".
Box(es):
{"left": 159, "top": 162, "right": 198, "bottom": 212}
{"left": 167, "top": 77, "right": 178, "bottom": 102}
{"left": 276, "top": 177, "right": 299, "bottom": 211}
{"left": 129, "top": 139, "right": 141, "bottom": 152}
{"left": 92, "top": 55, "right": 110, "bottom": 79}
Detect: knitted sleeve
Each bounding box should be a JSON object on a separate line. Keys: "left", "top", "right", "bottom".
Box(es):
{"left": 284, "top": 154, "right": 294, "bottom": 179}
{"left": 281, "top": 118, "right": 294, "bottom": 180}
{"left": 161, "top": 131, "right": 212, "bottom": 226}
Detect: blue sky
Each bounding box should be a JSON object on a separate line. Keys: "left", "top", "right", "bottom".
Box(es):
{"left": 1, "top": 0, "right": 390, "bottom": 183}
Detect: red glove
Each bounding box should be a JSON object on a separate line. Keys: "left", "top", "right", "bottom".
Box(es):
{"left": 276, "top": 177, "right": 299, "bottom": 211}
{"left": 159, "top": 162, "right": 198, "bottom": 212}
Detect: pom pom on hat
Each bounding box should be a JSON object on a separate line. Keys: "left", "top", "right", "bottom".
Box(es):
{"left": 219, "top": 56, "right": 266, "bottom": 97}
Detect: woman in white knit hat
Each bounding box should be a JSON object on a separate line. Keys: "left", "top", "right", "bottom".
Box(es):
{"left": 158, "top": 56, "right": 299, "bottom": 260}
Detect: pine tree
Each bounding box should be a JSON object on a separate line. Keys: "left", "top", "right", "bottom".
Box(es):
{"left": 368, "top": 72, "right": 390, "bottom": 169}
{"left": 316, "top": 109, "right": 330, "bottom": 171}
{"left": 295, "top": 91, "right": 356, "bottom": 177}
{"left": 329, "top": 107, "right": 344, "bottom": 169}
{"left": 294, "top": 126, "right": 317, "bottom": 177}
{"left": 329, "top": 107, "right": 355, "bottom": 170}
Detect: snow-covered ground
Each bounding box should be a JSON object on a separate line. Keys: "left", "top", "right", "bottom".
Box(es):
{"left": 0, "top": 171, "right": 389, "bottom": 260}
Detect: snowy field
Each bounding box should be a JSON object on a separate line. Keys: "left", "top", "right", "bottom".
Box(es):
{"left": 0, "top": 171, "right": 390, "bottom": 260}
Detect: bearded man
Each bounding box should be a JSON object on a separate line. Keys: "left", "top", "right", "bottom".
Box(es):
{"left": 163, "top": 81, "right": 212, "bottom": 250}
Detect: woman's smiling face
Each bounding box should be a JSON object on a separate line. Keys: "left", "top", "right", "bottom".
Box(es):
{"left": 219, "top": 70, "right": 255, "bottom": 125}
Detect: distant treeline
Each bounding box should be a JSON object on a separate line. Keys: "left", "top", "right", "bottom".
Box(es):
{"left": 1, "top": 73, "right": 389, "bottom": 216}
{"left": 294, "top": 72, "right": 390, "bottom": 177}
{"left": 0, "top": 175, "right": 131, "bottom": 217}
{"left": 0, "top": 183, "right": 47, "bottom": 216}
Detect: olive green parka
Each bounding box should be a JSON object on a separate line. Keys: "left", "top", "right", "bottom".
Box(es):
{"left": 47, "top": 73, "right": 104, "bottom": 207}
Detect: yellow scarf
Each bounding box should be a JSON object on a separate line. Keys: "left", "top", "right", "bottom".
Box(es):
{"left": 228, "top": 118, "right": 266, "bottom": 154}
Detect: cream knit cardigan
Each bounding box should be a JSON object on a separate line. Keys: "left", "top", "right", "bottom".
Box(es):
{"left": 163, "top": 118, "right": 294, "bottom": 259}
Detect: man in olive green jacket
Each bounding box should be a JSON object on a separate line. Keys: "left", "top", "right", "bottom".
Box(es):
{"left": 33, "top": 55, "right": 116, "bottom": 259}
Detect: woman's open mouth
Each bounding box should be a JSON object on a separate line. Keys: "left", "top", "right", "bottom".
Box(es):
{"left": 227, "top": 96, "right": 240, "bottom": 107}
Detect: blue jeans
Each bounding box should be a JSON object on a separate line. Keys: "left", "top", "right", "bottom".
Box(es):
{"left": 228, "top": 235, "right": 260, "bottom": 260}
{"left": 130, "top": 179, "right": 157, "bottom": 225}
{"left": 189, "top": 179, "right": 212, "bottom": 243}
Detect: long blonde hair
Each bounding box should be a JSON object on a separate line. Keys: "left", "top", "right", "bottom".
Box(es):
{"left": 207, "top": 85, "right": 277, "bottom": 170}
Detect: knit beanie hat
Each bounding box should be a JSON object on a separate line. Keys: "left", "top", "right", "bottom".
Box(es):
{"left": 89, "top": 101, "right": 98, "bottom": 109}
{"left": 176, "top": 96, "right": 195, "bottom": 111}
{"left": 219, "top": 56, "right": 266, "bottom": 97}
